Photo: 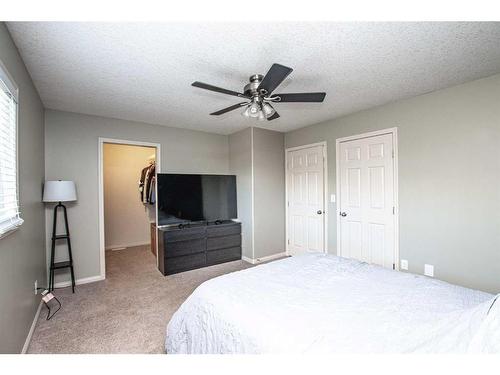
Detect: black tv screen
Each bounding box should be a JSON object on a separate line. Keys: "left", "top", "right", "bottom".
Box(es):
{"left": 157, "top": 174, "right": 237, "bottom": 225}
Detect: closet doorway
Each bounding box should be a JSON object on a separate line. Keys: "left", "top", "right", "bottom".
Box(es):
{"left": 98, "top": 138, "right": 161, "bottom": 280}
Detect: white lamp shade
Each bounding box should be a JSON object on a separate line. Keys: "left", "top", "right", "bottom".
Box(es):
{"left": 43, "top": 181, "right": 77, "bottom": 202}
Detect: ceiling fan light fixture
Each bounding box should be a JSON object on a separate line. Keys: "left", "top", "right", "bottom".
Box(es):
{"left": 248, "top": 102, "right": 260, "bottom": 118}
{"left": 241, "top": 106, "right": 250, "bottom": 118}
{"left": 262, "top": 102, "right": 275, "bottom": 117}
{"left": 258, "top": 110, "right": 266, "bottom": 121}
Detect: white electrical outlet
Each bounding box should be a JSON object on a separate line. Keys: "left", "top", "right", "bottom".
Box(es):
{"left": 400, "top": 259, "right": 408, "bottom": 271}
{"left": 424, "top": 264, "right": 434, "bottom": 277}
{"left": 330, "top": 194, "right": 336, "bottom": 203}
{"left": 34, "top": 280, "right": 38, "bottom": 295}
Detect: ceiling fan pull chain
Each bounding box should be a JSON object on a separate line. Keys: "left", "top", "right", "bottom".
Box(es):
{"left": 264, "top": 95, "right": 281, "bottom": 102}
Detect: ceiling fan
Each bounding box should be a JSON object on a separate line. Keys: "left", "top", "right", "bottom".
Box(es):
{"left": 192, "top": 63, "right": 326, "bottom": 121}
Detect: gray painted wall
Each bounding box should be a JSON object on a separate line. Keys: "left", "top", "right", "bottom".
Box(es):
{"left": 229, "top": 128, "right": 253, "bottom": 258}
{"left": 229, "top": 127, "right": 286, "bottom": 260}
{"left": 253, "top": 128, "right": 285, "bottom": 259}
{"left": 44, "top": 109, "right": 229, "bottom": 284}
{"left": 285, "top": 73, "right": 500, "bottom": 293}
{"left": 0, "top": 24, "right": 45, "bottom": 353}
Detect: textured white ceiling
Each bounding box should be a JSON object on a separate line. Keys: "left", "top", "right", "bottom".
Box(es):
{"left": 7, "top": 22, "right": 500, "bottom": 135}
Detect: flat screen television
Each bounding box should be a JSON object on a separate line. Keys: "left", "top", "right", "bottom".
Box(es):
{"left": 157, "top": 173, "right": 237, "bottom": 225}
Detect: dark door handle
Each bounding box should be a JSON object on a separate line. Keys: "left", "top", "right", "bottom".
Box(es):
{"left": 317, "top": 210, "right": 322, "bottom": 215}
{"left": 340, "top": 212, "right": 347, "bottom": 217}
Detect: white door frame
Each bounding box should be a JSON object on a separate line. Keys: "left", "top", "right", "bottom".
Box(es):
{"left": 98, "top": 137, "right": 161, "bottom": 280}
{"left": 285, "top": 141, "right": 328, "bottom": 255}
{"left": 335, "top": 127, "right": 399, "bottom": 269}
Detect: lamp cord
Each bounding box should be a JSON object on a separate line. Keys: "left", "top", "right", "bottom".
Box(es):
{"left": 36, "top": 287, "right": 63, "bottom": 320}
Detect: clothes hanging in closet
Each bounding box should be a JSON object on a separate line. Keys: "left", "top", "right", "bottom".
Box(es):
{"left": 149, "top": 176, "right": 156, "bottom": 204}
{"left": 139, "top": 162, "right": 155, "bottom": 204}
{"left": 139, "top": 166, "right": 149, "bottom": 202}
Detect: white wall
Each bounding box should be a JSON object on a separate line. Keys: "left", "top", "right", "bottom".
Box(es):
{"left": 45, "top": 109, "right": 229, "bottom": 285}
{"left": 103, "top": 143, "right": 155, "bottom": 249}
{"left": 285, "top": 73, "right": 500, "bottom": 293}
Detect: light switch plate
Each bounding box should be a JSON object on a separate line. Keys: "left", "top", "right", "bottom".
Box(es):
{"left": 400, "top": 259, "right": 408, "bottom": 271}
{"left": 424, "top": 264, "right": 434, "bottom": 277}
{"left": 330, "top": 194, "right": 336, "bottom": 203}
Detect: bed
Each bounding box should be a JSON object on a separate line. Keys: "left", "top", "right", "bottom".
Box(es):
{"left": 165, "top": 253, "right": 499, "bottom": 354}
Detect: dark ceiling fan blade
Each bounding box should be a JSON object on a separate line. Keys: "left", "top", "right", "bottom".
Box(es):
{"left": 258, "top": 64, "right": 293, "bottom": 95}
{"left": 275, "top": 92, "right": 326, "bottom": 102}
{"left": 267, "top": 109, "right": 280, "bottom": 121}
{"left": 192, "top": 81, "right": 250, "bottom": 99}
{"left": 210, "top": 102, "right": 248, "bottom": 116}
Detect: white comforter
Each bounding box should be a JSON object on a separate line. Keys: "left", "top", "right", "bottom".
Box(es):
{"left": 166, "top": 253, "right": 498, "bottom": 354}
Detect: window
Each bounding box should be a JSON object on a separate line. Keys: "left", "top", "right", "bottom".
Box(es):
{"left": 0, "top": 63, "right": 22, "bottom": 238}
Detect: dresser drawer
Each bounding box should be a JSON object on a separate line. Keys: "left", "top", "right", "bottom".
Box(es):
{"left": 165, "top": 253, "right": 206, "bottom": 275}
{"left": 206, "top": 223, "right": 241, "bottom": 238}
{"left": 165, "top": 238, "right": 205, "bottom": 258}
{"left": 207, "top": 234, "right": 241, "bottom": 251}
{"left": 163, "top": 226, "right": 206, "bottom": 242}
{"left": 206, "top": 247, "right": 241, "bottom": 265}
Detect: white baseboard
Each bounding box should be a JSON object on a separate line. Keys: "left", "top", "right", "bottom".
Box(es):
{"left": 21, "top": 300, "right": 43, "bottom": 354}
{"left": 242, "top": 256, "right": 255, "bottom": 264}
{"left": 105, "top": 241, "right": 149, "bottom": 250}
{"left": 54, "top": 274, "right": 105, "bottom": 289}
{"left": 242, "top": 252, "right": 287, "bottom": 265}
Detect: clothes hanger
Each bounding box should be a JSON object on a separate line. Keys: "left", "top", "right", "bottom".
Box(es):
{"left": 146, "top": 154, "right": 156, "bottom": 165}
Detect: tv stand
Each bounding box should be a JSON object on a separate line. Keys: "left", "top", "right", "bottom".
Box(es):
{"left": 157, "top": 220, "right": 241, "bottom": 275}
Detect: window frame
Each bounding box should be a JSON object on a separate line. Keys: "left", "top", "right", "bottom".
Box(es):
{"left": 0, "top": 59, "right": 22, "bottom": 239}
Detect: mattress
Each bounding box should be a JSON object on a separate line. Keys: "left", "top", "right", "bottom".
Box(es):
{"left": 166, "top": 253, "right": 497, "bottom": 354}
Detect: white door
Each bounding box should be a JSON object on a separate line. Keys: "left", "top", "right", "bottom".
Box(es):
{"left": 287, "top": 144, "right": 326, "bottom": 255}
{"left": 338, "top": 133, "right": 396, "bottom": 269}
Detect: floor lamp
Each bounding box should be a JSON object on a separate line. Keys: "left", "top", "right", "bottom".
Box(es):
{"left": 43, "top": 180, "right": 77, "bottom": 292}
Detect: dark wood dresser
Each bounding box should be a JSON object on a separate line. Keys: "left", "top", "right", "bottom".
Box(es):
{"left": 157, "top": 221, "right": 241, "bottom": 275}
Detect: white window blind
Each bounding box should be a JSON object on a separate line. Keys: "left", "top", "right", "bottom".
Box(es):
{"left": 0, "top": 67, "right": 23, "bottom": 238}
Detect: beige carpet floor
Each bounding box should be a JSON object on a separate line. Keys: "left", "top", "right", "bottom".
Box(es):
{"left": 27, "top": 245, "right": 252, "bottom": 353}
